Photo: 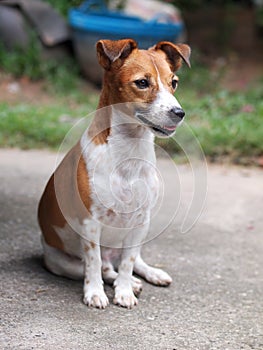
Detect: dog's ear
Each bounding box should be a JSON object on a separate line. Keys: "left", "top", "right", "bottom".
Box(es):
{"left": 96, "top": 39, "right": 137, "bottom": 70}
{"left": 155, "top": 41, "right": 191, "bottom": 72}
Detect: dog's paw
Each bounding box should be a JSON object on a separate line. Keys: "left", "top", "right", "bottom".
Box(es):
{"left": 83, "top": 288, "right": 109, "bottom": 309}
{"left": 131, "top": 276, "right": 143, "bottom": 296}
{"left": 145, "top": 268, "right": 172, "bottom": 286}
{"left": 113, "top": 289, "right": 138, "bottom": 309}
{"left": 113, "top": 281, "right": 138, "bottom": 309}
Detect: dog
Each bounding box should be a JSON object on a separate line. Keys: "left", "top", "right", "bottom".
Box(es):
{"left": 38, "top": 38, "right": 190, "bottom": 309}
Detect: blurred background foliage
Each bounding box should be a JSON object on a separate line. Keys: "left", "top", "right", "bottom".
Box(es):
{"left": 45, "top": 0, "right": 259, "bottom": 14}
{"left": 0, "top": 0, "right": 262, "bottom": 165}
{"left": 45, "top": 0, "right": 82, "bottom": 16}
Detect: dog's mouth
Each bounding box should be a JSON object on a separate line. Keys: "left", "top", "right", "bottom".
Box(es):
{"left": 136, "top": 113, "right": 177, "bottom": 137}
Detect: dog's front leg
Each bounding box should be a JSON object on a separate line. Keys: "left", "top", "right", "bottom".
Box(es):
{"left": 113, "top": 223, "right": 149, "bottom": 308}
{"left": 81, "top": 220, "right": 109, "bottom": 309}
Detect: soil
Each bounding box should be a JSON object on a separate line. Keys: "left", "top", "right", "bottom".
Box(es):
{"left": 0, "top": 73, "right": 97, "bottom": 105}
{"left": 0, "top": 74, "right": 53, "bottom": 105}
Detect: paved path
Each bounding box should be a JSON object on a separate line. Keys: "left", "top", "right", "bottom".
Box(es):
{"left": 0, "top": 149, "right": 262, "bottom": 350}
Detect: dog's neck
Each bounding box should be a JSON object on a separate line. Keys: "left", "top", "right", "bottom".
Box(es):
{"left": 85, "top": 100, "right": 156, "bottom": 180}
{"left": 97, "top": 84, "right": 111, "bottom": 109}
{"left": 88, "top": 85, "right": 156, "bottom": 165}
{"left": 109, "top": 105, "right": 156, "bottom": 164}
{"left": 87, "top": 82, "right": 118, "bottom": 145}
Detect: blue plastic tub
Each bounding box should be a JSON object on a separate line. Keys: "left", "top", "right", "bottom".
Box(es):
{"left": 69, "top": 0, "right": 184, "bottom": 84}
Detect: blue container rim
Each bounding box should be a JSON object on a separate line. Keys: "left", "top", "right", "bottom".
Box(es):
{"left": 68, "top": 8, "right": 184, "bottom": 37}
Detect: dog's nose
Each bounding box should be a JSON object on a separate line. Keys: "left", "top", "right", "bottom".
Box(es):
{"left": 169, "top": 107, "right": 185, "bottom": 120}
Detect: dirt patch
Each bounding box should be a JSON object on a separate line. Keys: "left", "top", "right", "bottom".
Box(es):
{"left": 0, "top": 73, "right": 55, "bottom": 105}
{"left": 0, "top": 72, "right": 98, "bottom": 106}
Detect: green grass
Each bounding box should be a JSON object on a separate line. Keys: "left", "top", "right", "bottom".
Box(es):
{"left": 175, "top": 83, "right": 263, "bottom": 162}
{"left": 0, "top": 92, "right": 98, "bottom": 149}
{"left": 0, "top": 104, "right": 70, "bottom": 148}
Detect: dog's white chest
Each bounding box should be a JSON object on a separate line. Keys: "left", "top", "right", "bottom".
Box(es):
{"left": 81, "top": 125, "right": 159, "bottom": 233}
{"left": 94, "top": 155, "right": 159, "bottom": 226}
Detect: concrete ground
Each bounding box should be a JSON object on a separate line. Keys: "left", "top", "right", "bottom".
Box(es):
{"left": 0, "top": 149, "right": 262, "bottom": 350}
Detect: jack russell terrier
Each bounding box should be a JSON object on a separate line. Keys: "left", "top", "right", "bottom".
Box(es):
{"left": 38, "top": 38, "right": 191, "bottom": 309}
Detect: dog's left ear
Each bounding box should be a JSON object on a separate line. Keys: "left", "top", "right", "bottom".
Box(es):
{"left": 155, "top": 42, "right": 191, "bottom": 72}
{"left": 96, "top": 39, "right": 138, "bottom": 70}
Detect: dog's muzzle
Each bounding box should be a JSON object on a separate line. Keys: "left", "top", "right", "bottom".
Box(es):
{"left": 135, "top": 105, "right": 185, "bottom": 138}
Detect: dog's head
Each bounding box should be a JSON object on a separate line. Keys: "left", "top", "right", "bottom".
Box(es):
{"left": 96, "top": 39, "right": 191, "bottom": 138}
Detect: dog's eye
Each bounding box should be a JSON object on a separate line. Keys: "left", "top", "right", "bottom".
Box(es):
{"left": 172, "top": 79, "right": 178, "bottom": 90}
{"left": 135, "top": 79, "right": 149, "bottom": 89}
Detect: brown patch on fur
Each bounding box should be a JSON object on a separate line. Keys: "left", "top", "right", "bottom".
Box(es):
{"left": 85, "top": 279, "right": 90, "bottom": 284}
{"left": 84, "top": 245, "right": 90, "bottom": 252}
{"left": 130, "top": 256, "right": 136, "bottom": 263}
{"left": 103, "top": 267, "right": 110, "bottom": 273}
{"left": 77, "top": 153, "right": 91, "bottom": 211}
{"left": 88, "top": 108, "right": 111, "bottom": 145}
{"left": 107, "top": 209, "right": 115, "bottom": 217}
{"left": 38, "top": 142, "right": 92, "bottom": 251}
{"left": 38, "top": 174, "right": 65, "bottom": 251}
{"left": 90, "top": 241, "right": 96, "bottom": 249}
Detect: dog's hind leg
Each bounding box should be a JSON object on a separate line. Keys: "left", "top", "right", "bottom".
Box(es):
{"left": 134, "top": 254, "right": 172, "bottom": 286}
{"left": 42, "top": 237, "right": 84, "bottom": 280}
{"left": 102, "top": 260, "right": 118, "bottom": 285}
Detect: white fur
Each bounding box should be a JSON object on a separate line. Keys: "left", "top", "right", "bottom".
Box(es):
{"left": 140, "top": 59, "right": 184, "bottom": 134}
{"left": 154, "top": 60, "right": 182, "bottom": 112}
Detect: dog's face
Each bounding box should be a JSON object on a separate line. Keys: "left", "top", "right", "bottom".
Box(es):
{"left": 97, "top": 39, "right": 191, "bottom": 138}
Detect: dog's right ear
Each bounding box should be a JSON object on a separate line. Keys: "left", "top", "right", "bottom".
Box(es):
{"left": 96, "top": 39, "right": 137, "bottom": 70}
{"left": 155, "top": 41, "right": 191, "bottom": 72}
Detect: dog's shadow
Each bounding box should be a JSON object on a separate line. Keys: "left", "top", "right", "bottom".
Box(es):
{"left": 12, "top": 254, "right": 115, "bottom": 305}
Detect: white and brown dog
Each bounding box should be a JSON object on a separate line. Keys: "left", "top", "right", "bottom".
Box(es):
{"left": 38, "top": 39, "right": 190, "bottom": 308}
